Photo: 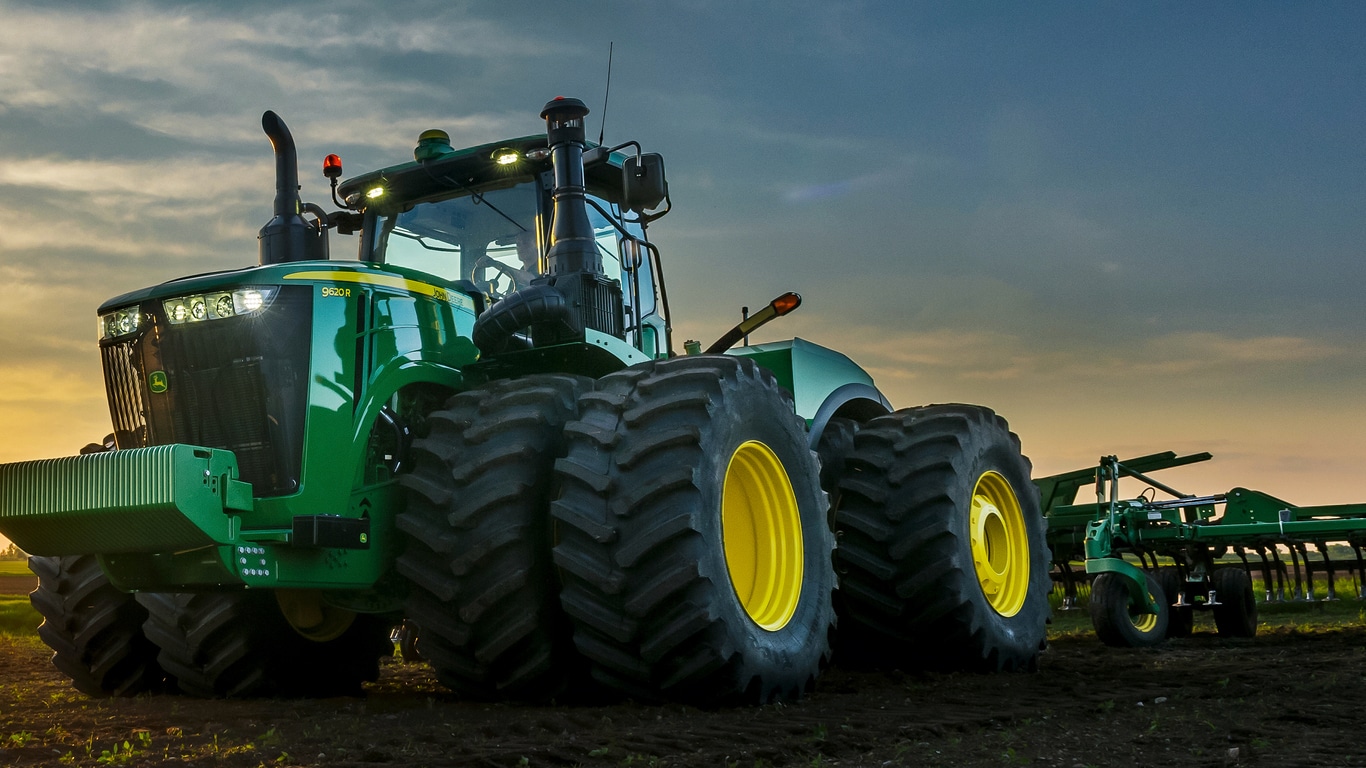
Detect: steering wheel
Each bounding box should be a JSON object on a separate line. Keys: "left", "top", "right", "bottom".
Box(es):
{"left": 471, "top": 255, "right": 537, "bottom": 300}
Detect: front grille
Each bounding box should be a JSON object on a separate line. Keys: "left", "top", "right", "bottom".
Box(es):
{"left": 167, "top": 355, "right": 279, "bottom": 492}
{"left": 99, "top": 286, "right": 313, "bottom": 497}
{"left": 102, "top": 341, "right": 149, "bottom": 448}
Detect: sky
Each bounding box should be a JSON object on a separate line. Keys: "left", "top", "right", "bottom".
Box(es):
{"left": 1, "top": 1, "right": 1364, "bottom": 550}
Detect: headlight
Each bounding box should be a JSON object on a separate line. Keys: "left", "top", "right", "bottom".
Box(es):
{"left": 98, "top": 308, "right": 143, "bottom": 341}
{"left": 163, "top": 286, "right": 278, "bottom": 326}
{"left": 232, "top": 288, "right": 270, "bottom": 314}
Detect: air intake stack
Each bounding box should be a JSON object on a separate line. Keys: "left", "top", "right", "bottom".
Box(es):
{"left": 531, "top": 97, "right": 624, "bottom": 343}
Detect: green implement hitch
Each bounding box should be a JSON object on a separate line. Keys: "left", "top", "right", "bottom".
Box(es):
{"left": 0, "top": 445, "right": 251, "bottom": 556}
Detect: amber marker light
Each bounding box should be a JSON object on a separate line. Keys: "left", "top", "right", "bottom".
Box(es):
{"left": 770, "top": 291, "right": 802, "bottom": 316}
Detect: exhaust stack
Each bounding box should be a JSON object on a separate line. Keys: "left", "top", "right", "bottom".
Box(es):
{"left": 258, "top": 111, "right": 327, "bottom": 265}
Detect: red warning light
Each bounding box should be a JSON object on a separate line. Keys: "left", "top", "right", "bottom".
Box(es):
{"left": 323, "top": 154, "right": 343, "bottom": 179}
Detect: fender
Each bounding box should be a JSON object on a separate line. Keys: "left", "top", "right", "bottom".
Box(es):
{"left": 807, "top": 382, "right": 892, "bottom": 449}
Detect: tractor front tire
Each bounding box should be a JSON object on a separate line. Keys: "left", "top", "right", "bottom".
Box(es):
{"left": 138, "top": 591, "right": 391, "bottom": 697}
{"left": 1211, "top": 567, "right": 1257, "bottom": 638}
{"left": 834, "top": 405, "right": 1051, "bottom": 671}
{"left": 1089, "top": 572, "right": 1169, "bottom": 648}
{"left": 396, "top": 374, "right": 590, "bottom": 700}
{"left": 28, "top": 555, "right": 164, "bottom": 697}
{"left": 552, "top": 356, "right": 835, "bottom": 704}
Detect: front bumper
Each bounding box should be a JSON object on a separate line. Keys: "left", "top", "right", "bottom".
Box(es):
{"left": 0, "top": 444, "right": 252, "bottom": 557}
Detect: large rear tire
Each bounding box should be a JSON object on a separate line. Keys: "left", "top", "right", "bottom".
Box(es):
{"left": 396, "top": 374, "right": 590, "bottom": 700}
{"left": 28, "top": 555, "right": 164, "bottom": 697}
{"left": 1090, "top": 571, "right": 1169, "bottom": 648}
{"left": 552, "top": 356, "right": 835, "bottom": 704}
{"left": 137, "top": 590, "right": 392, "bottom": 697}
{"left": 833, "top": 405, "right": 1050, "bottom": 671}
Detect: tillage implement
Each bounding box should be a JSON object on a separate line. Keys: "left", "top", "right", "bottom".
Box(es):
{"left": 1041, "top": 452, "right": 1366, "bottom": 647}
{"left": 0, "top": 97, "right": 1051, "bottom": 702}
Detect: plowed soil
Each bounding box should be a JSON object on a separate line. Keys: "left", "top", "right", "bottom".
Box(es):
{"left": 3, "top": 573, "right": 1364, "bottom": 767}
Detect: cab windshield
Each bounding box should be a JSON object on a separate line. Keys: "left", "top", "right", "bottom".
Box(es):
{"left": 374, "top": 181, "right": 627, "bottom": 302}
{"left": 370, "top": 179, "right": 663, "bottom": 355}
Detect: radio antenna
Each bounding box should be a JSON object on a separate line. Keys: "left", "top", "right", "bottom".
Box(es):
{"left": 597, "top": 41, "right": 614, "bottom": 145}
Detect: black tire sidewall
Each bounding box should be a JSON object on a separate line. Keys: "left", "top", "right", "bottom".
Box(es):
{"left": 940, "top": 413, "right": 1051, "bottom": 664}
{"left": 1213, "top": 567, "right": 1257, "bottom": 637}
{"left": 1091, "top": 571, "right": 1169, "bottom": 647}
{"left": 692, "top": 369, "right": 834, "bottom": 689}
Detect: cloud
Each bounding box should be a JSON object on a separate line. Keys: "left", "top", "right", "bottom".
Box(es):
{"left": 0, "top": 156, "right": 264, "bottom": 200}
{"left": 808, "top": 324, "right": 1348, "bottom": 392}
{"left": 0, "top": 154, "right": 272, "bottom": 264}
{"left": 0, "top": 2, "right": 553, "bottom": 153}
{"left": 783, "top": 168, "right": 911, "bottom": 204}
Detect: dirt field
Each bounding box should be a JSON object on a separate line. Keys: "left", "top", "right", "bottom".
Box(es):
{"left": 4, "top": 573, "right": 1365, "bottom": 768}
{"left": 0, "top": 574, "right": 35, "bottom": 595}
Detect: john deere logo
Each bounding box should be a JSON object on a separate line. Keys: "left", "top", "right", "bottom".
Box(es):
{"left": 148, "top": 371, "right": 168, "bottom": 393}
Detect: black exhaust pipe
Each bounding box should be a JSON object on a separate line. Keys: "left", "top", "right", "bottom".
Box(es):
{"left": 258, "top": 110, "right": 327, "bottom": 265}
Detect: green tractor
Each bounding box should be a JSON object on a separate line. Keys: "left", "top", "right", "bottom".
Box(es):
{"left": 0, "top": 97, "right": 1051, "bottom": 703}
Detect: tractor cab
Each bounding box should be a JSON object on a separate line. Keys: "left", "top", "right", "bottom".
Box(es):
{"left": 334, "top": 131, "right": 672, "bottom": 360}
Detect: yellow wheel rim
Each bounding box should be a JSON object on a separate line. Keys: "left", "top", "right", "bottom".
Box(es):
{"left": 276, "top": 589, "right": 357, "bottom": 642}
{"left": 721, "top": 440, "right": 804, "bottom": 631}
{"left": 969, "top": 470, "right": 1030, "bottom": 617}
{"left": 1130, "top": 592, "right": 1160, "bottom": 633}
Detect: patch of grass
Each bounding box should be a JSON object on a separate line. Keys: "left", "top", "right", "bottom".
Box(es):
{"left": 0, "top": 560, "right": 32, "bottom": 577}
{"left": 0, "top": 595, "right": 40, "bottom": 636}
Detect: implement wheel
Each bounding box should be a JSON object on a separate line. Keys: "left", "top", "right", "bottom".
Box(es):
{"left": 1155, "top": 567, "right": 1194, "bottom": 638}
{"left": 1090, "top": 572, "right": 1168, "bottom": 648}
{"left": 396, "top": 374, "right": 590, "bottom": 700}
{"left": 1211, "top": 567, "right": 1258, "bottom": 638}
{"left": 552, "top": 356, "right": 835, "bottom": 704}
{"left": 834, "top": 405, "right": 1050, "bottom": 671}
{"left": 137, "top": 591, "right": 392, "bottom": 697}
{"left": 28, "top": 555, "right": 164, "bottom": 697}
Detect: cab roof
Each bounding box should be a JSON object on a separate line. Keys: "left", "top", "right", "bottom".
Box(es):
{"left": 337, "top": 134, "right": 632, "bottom": 211}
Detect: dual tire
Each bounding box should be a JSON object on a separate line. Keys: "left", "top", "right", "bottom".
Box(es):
{"left": 551, "top": 356, "right": 835, "bottom": 704}
{"left": 29, "top": 556, "right": 392, "bottom": 698}
{"left": 28, "top": 555, "right": 164, "bottom": 697}
{"left": 833, "top": 405, "right": 1051, "bottom": 671}
{"left": 397, "top": 365, "right": 1049, "bottom": 700}
{"left": 395, "top": 374, "right": 591, "bottom": 700}
{"left": 137, "top": 590, "right": 393, "bottom": 697}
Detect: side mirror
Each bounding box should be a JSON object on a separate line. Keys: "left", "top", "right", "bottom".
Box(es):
{"left": 623, "top": 153, "right": 667, "bottom": 212}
